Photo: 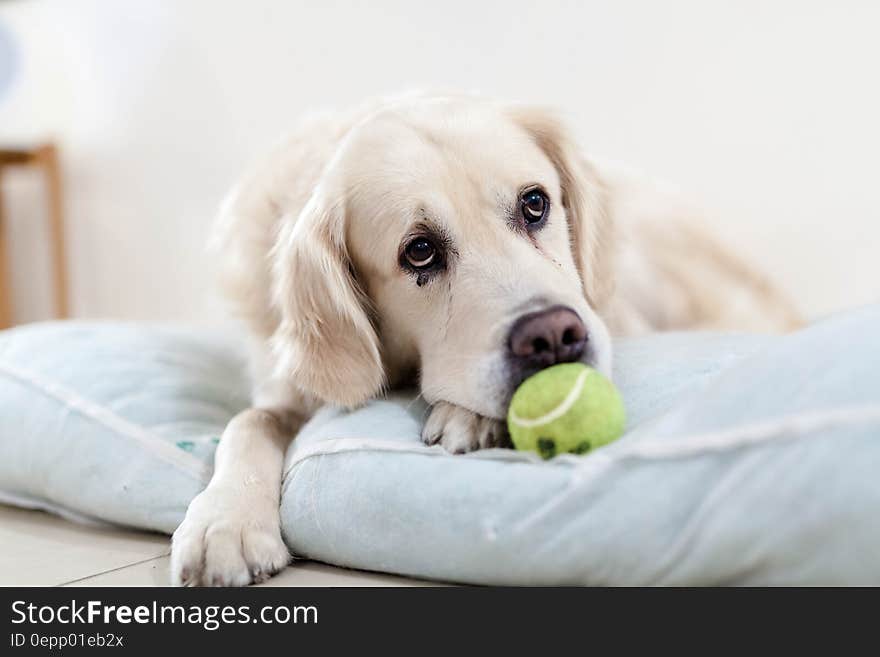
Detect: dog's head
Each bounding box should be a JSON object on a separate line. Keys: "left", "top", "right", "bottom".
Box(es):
{"left": 271, "top": 97, "right": 614, "bottom": 419}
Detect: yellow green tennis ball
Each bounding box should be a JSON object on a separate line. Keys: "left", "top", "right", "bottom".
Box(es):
{"left": 507, "top": 363, "right": 625, "bottom": 459}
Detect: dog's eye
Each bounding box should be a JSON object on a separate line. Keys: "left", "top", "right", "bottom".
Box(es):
{"left": 404, "top": 237, "right": 437, "bottom": 268}
{"left": 520, "top": 188, "right": 549, "bottom": 226}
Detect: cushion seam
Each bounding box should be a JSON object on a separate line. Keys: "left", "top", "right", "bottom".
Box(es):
{"left": 0, "top": 362, "right": 211, "bottom": 482}
{"left": 282, "top": 404, "right": 880, "bottom": 480}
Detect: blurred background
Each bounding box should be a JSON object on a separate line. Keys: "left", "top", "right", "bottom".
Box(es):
{"left": 0, "top": 0, "right": 877, "bottom": 327}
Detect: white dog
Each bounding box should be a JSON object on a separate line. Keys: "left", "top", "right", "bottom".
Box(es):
{"left": 171, "top": 93, "right": 799, "bottom": 586}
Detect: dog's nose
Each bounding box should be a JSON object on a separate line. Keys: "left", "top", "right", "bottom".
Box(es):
{"left": 507, "top": 305, "right": 588, "bottom": 369}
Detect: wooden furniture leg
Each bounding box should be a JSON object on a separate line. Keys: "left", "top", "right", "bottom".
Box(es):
{"left": 0, "top": 177, "right": 11, "bottom": 329}
{"left": 0, "top": 144, "right": 70, "bottom": 328}
{"left": 38, "top": 145, "right": 69, "bottom": 319}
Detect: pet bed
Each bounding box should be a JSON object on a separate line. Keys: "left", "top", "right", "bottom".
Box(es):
{"left": 1, "top": 307, "right": 878, "bottom": 584}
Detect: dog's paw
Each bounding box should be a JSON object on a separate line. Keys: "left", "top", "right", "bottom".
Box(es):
{"left": 170, "top": 483, "right": 290, "bottom": 587}
{"left": 422, "top": 402, "right": 510, "bottom": 454}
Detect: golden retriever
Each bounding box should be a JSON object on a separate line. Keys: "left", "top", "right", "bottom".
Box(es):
{"left": 170, "top": 93, "right": 800, "bottom": 586}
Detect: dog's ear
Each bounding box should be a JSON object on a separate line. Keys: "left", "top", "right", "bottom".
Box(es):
{"left": 508, "top": 106, "right": 615, "bottom": 309}
{"left": 270, "top": 187, "right": 384, "bottom": 408}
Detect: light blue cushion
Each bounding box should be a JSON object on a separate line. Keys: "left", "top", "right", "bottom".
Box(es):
{"left": 0, "top": 323, "right": 246, "bottom": 530}
{"left": 1, "top": 308, "right": 879, "bottom": 584}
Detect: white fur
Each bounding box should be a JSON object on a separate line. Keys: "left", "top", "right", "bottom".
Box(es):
{"left": 171, "top": 92, "right": 799, "bottom": 586}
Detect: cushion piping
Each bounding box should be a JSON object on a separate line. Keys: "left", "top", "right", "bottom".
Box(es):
{"left": 0, "top": 362, "right": 211, "bottom": 482}
{"left": 282, "top": 404, "right": 880, "bottom": 494}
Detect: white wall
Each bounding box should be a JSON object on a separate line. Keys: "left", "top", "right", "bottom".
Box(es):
{"left": 1, "top": 0, "right": 878, "bottom": 323}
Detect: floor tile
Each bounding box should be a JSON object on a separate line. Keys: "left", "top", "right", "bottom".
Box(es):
{"left": 2, "top": 504, "right": 440, "bottom": 587}
{"left": 0, "top": 505, "right": 169, "bottom": 586}
{"left": 67, "top": 556, "right": 438, "bottom": 587}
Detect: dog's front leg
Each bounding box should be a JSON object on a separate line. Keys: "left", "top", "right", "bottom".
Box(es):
{"left": 170, "top": 407, "right": 303, "bottom": 586}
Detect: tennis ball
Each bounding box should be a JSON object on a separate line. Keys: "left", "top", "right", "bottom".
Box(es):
{"left": 507, "top": 363, "right": 625, "bottom": 459}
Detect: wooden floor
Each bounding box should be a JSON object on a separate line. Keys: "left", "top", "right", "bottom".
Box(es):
{"left": 0, "top": 505, "right": 434, "bottom": 587}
